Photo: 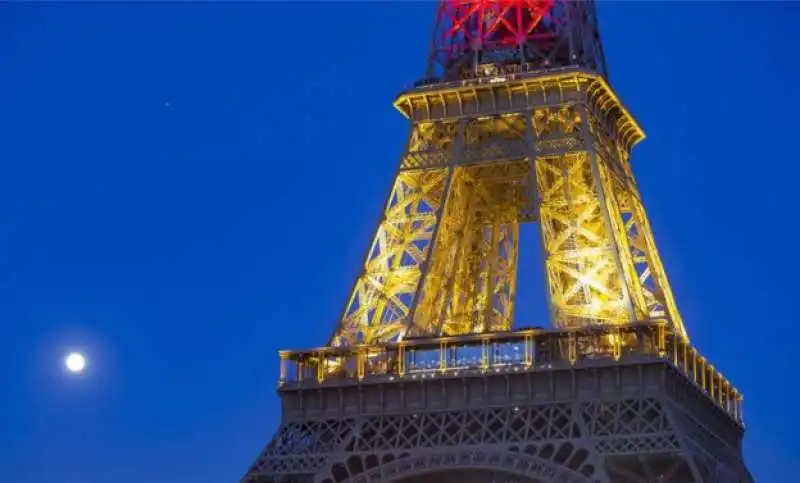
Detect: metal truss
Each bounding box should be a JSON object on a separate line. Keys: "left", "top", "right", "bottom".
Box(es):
{"left": 329, "top": 71, "right": 688, "bottom": 347}
{"left": 332, "top": 169, "right": 450, "bottom": 347}
{"left": 411, "top": 163, "right": 525, "bottom": 337}
{"left": 245, "top": 393, "right": 752, "bottom": 483}
{"left": 424, "top": 0, "right": 607, "bottom": 82}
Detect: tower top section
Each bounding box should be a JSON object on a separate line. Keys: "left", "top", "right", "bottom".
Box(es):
{"left": 422, "top": 0, "right": 607, "bottom": 84}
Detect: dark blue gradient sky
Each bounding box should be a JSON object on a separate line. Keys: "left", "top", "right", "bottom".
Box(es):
{"left": 1, "top": 2, "right": 798, "bottom": 482}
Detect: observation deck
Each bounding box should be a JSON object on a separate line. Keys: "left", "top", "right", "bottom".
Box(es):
{"left": 394, "top": 68, "right": 645, "bottom": 154}
{"left": 277, "top": 322, "right": 743, "bottom": 427}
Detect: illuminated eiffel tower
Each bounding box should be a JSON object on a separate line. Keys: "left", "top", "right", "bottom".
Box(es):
{"left": 243, "top": 1, "right": 753, "bottom": 482}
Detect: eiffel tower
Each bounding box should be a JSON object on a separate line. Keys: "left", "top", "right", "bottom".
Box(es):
{"left": 243, "top": 1, "right": 753, "bottom": 482}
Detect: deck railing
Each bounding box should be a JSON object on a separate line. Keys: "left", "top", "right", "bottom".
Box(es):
{"left": 277, "top": 321, "right": 742, "bottom": 424}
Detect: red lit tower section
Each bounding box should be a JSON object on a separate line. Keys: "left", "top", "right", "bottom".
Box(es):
{"left": 425, "top": 0, "right": 607, "bottom": 82}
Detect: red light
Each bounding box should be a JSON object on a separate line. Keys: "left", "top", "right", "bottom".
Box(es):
{"left": 428, "top": 0, "right": 558, "bottom": 79}
{"left": 442, "top": 0, "right": 555, "bottom": 48}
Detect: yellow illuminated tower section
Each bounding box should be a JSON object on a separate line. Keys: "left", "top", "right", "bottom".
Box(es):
{"left": 329, "top": 7, "right": 686, "bottom": 348}
{"left": 244, "top": 2, "right": 753, "bottom": 482}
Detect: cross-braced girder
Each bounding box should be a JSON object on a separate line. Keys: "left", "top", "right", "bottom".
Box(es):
{"left": 332, "top": 169, "right": 450, "bottom": 347}
{"left": 536, "top": 152, "right": 631, "bottom": 327}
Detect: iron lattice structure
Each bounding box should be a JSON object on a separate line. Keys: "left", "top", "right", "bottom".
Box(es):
{"left": 424, "top": 0, "right": 607, "bottom": 82}
{"left": 243, "top": 1, "right": 753, "bottom": 482}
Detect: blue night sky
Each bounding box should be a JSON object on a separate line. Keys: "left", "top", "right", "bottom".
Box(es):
{"left": 1, "top": 2, "right": 798, "bottom": 482}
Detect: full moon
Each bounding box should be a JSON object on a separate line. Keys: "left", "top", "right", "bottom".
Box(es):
{"left": 64, "top": 352, "right": 87, "bottom": 374}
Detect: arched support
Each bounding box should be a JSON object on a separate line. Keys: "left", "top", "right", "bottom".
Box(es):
{"left": 335, "top": 448, "right": 596, "bottom": 483}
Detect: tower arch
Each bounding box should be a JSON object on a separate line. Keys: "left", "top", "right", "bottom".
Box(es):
{"left": 332, "top": 449, "right": 595, "bottom": 483}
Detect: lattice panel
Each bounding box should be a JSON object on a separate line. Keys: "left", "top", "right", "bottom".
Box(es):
{"left": 594, "top": 158, "right": 650, "bottom": 323}
{"left": 465, "top": 116, "right": 527, "bottom": 145}
{"left": 580, "top": 398, "right": 671, "bottom": 437}
{"left": 267, "top": 420, "right": 356, "bottom": 456}
{"left": 249, "top": 455, "right": 327, "bottom": 476}
{"left": 409, "top": 121, "right": 459, "bottom": 152}
{"left": 533, "top": 106, "right": 582, "bottom": 139}
{"left": 254, "top": 399, "right": 673, "bottom": 459}
{"left": 247, "top": 420, "right": 356, "bottom": 476}
{"left": 536, "top": 152, "right": 631, "bottom": 328}
{"left": 530, "top": 106, "right": 585, "bottom": 156}
{"left": 352, "top": 405, "right": 576, "bottom": 451}
{"left": 409, "top": 168, "right": 480, "bottom": 336}
{"left": 592, "top": 143, "right": 687, "bottom": 339}
{"left": 403, "top": 122, "right": 458, "bottom": 170}
{"left": 535, "top": 136, "right": 583, "bottom": 155}
{"left": 461, "top": 116, "right": 528, "bottom": 166}
{"left": 460, "top": 142, "right": 528, "bottom": 166}
{"left": 587, "top": 116, "right": 628, "bottom": 185}
{"left": 411, "top": 163, "right": 528, "bottom": 336}
{"left": 595, "top": 435, "right": 679, "bottom": 455}
{"left": 616, "top": 167, "right": 687, "bottom": 340}
{"left": 332, "top": 169, "right": 450, "bottom": 346}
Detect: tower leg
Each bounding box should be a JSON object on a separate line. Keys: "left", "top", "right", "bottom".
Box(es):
{"left": 332, "top": 167, "right": 452, "bottom": 346}
{"left": 413, "top": 164, "right": 524, "bottom": 336}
